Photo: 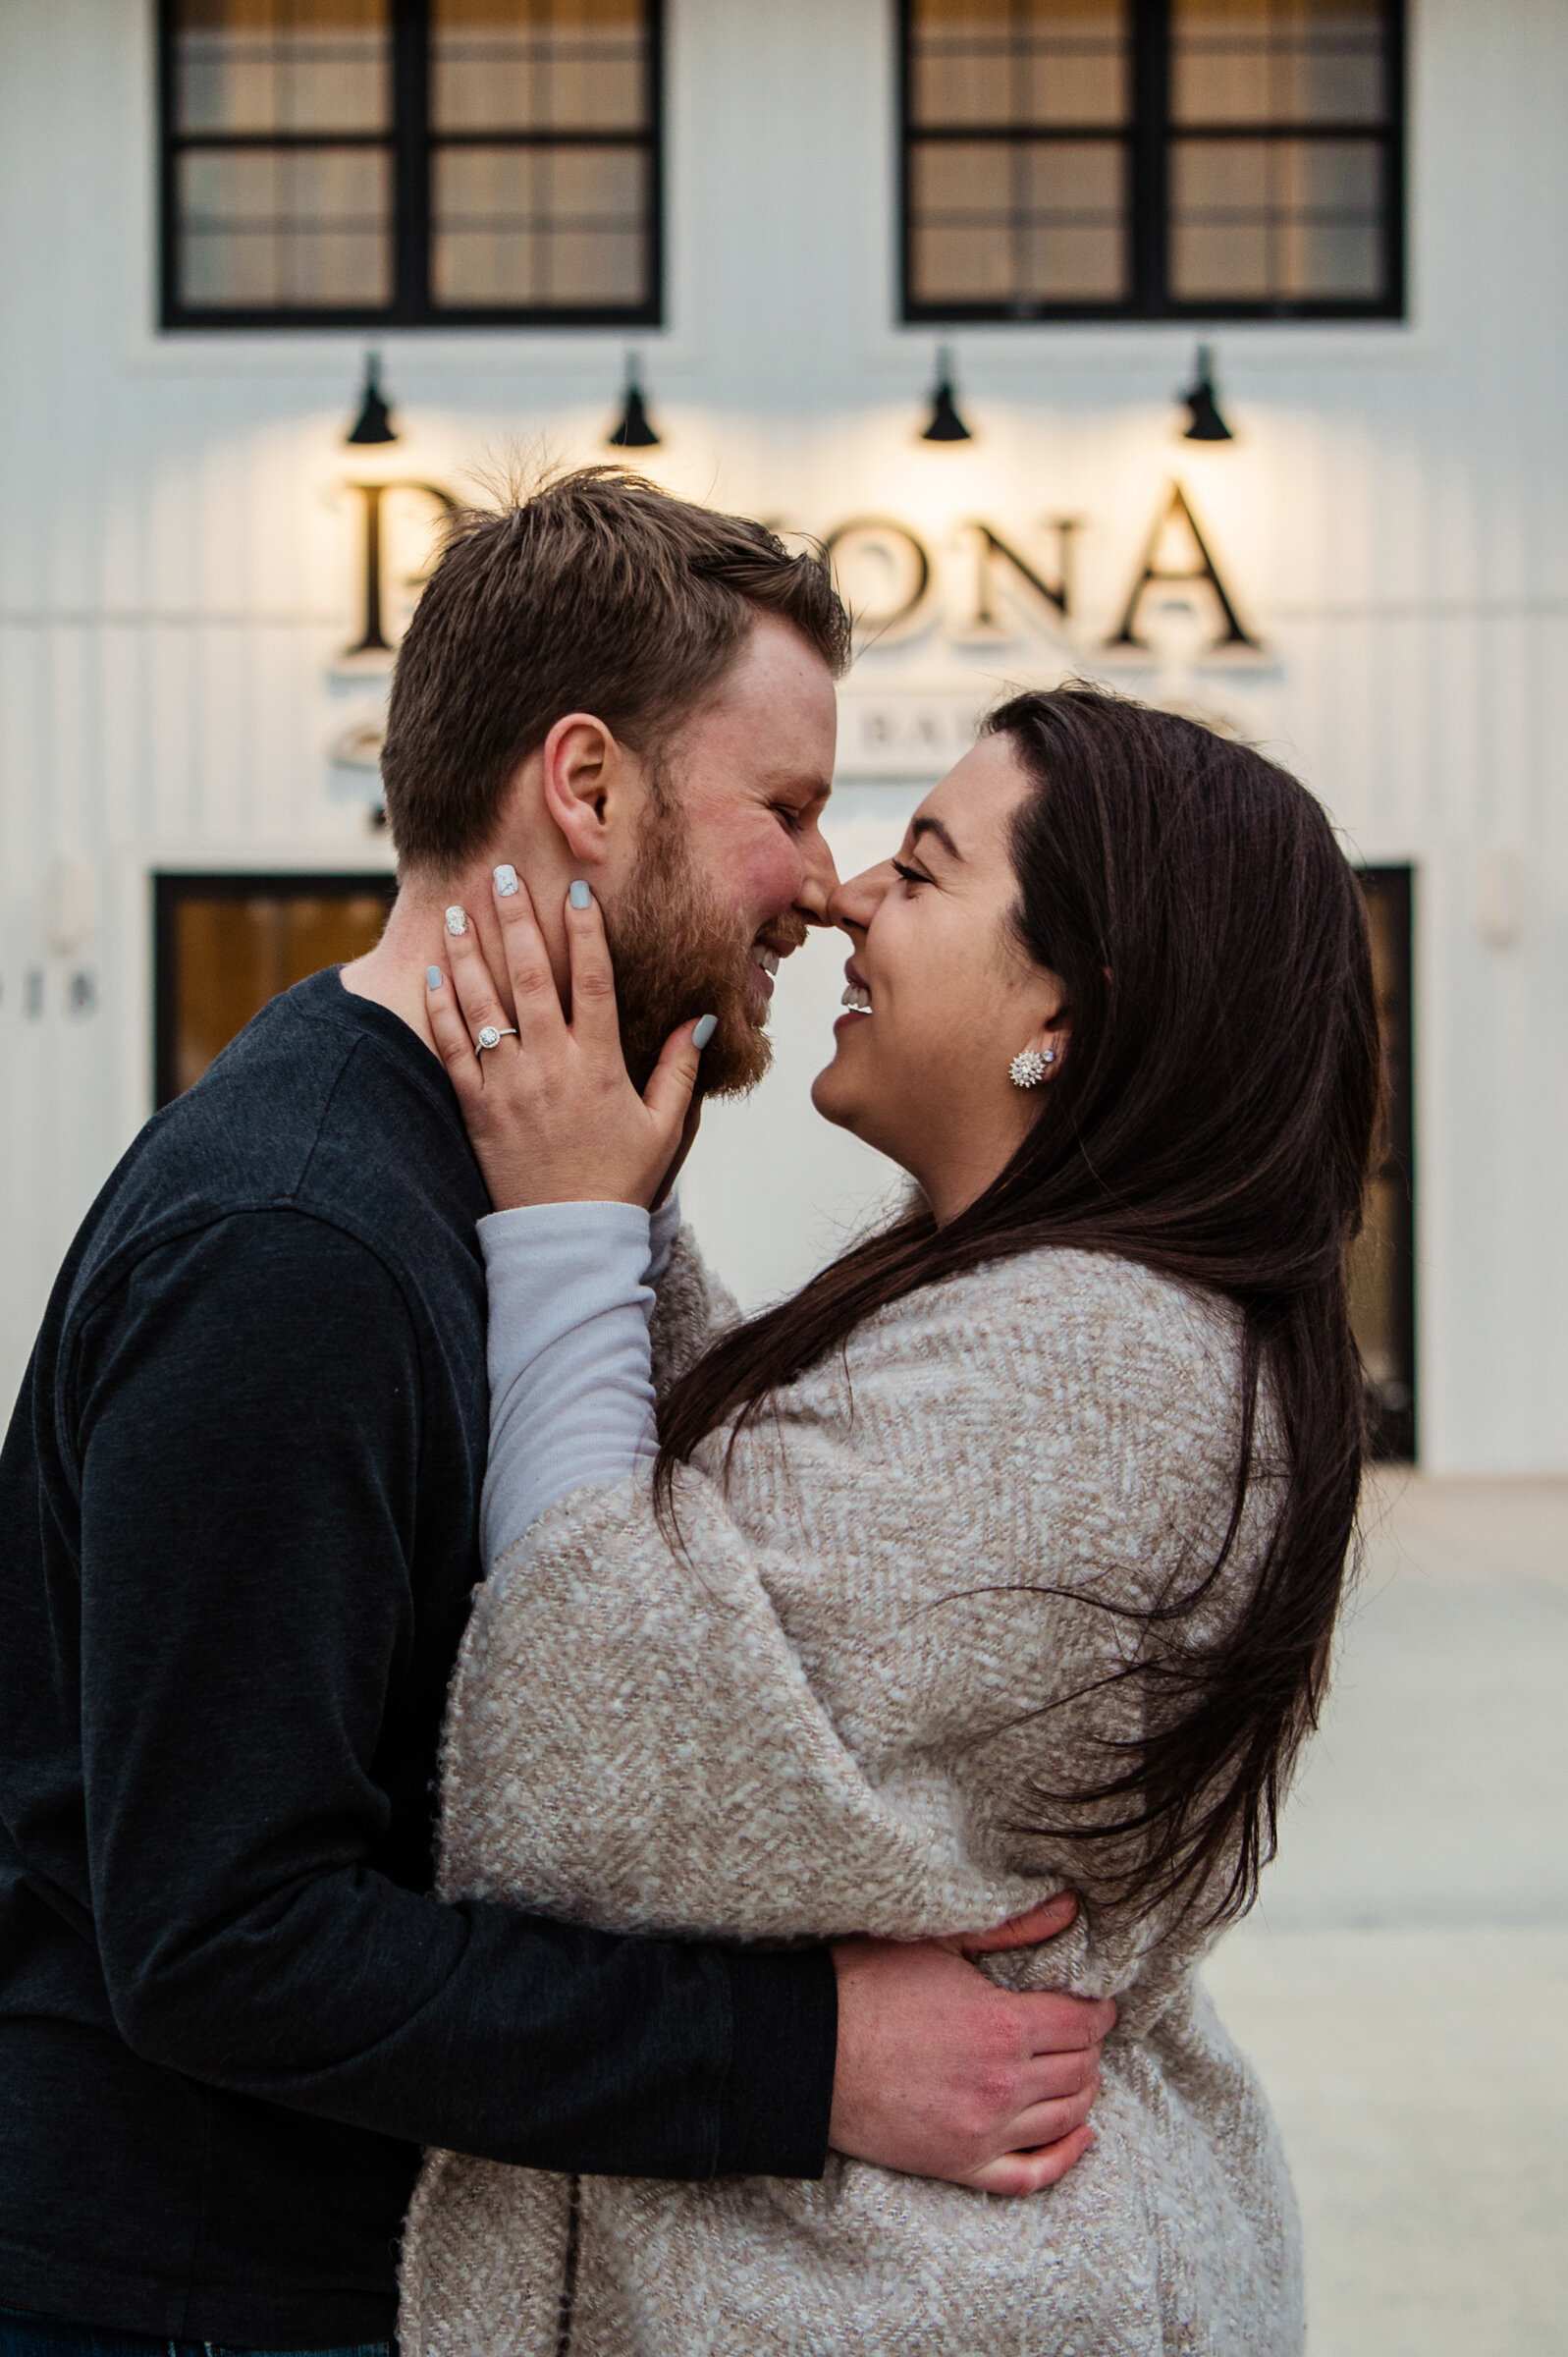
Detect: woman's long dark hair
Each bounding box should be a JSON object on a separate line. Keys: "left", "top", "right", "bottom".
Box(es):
{"left": 656, "top": 685, "right": 1382, "bottom": 1926}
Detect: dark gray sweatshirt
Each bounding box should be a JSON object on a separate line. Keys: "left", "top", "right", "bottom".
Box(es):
{"left": 0, "top": 967, "right": 835, "bottom": 2349}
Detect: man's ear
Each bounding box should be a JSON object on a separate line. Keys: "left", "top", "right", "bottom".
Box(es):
{"left": 538, "top": 712, "right": 625, "bottom": 867}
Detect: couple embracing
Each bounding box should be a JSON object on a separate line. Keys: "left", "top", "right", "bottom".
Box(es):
{"left": 0, "top": 469, "right": 1379, "bottom": 2357}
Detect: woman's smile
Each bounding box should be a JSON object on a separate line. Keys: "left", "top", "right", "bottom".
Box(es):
{"left": 836, "top": 959, "right": 873, "bottom": 1029}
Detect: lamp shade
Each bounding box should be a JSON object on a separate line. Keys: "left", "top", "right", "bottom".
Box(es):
{"left": 608, "top": 356, "right": 661, "bottom": 448}
{"left": 347, "top": 352, "right": 397, "bottom": 446}
{"left": 1181, "top": 344, "right": 1234, "bottom": 442}
{"left": 921, "top": 345, "right": 973, "bottom": 442}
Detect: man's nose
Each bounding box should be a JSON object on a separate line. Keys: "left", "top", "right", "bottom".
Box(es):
{"left": 796, "top": 822, "right": 840, "bottom": 926}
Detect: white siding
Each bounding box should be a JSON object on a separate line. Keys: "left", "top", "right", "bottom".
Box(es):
{"left": 1, "top": 0, "right": 1564, "bottom": 1468}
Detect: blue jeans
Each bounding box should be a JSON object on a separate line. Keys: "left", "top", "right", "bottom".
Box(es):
{"left": 0, "top": 2310, "right": 391, "bottom": 2357}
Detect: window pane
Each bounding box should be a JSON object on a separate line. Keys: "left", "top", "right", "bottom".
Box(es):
{"left": 164, "top": 886, "right": 393, "bottom": 1102}
{"left": 908, "top": 137, "right": 1125, "bottom": 304}
{"left": 908, "top": 0, "right": 1128, "bottom": 129}
{"left": 432, "top": 143, "right": 647, "bottom": 305}
{"left": 1171, "top": 0, "right": 1387, "bottom": 125}
{"left": 174, "top": 0, "right": 390, "bottom": 135}
{"left": 431, "top": 0, "right": 647, "bottom": 133}
{"left": 1169, "top": 136, "right": 1383, "bottom": 298}
{"left": 1348, "top": 1169, "right": 1405, "bottom": 1384}
{"left": 1345, "top": 870, "right": 1416, "bottom": 1451}
{"left": 176, "top": 145, "right": 392, "bottom": 306}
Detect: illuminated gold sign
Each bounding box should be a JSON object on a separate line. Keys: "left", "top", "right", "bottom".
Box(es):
{"left": 342, "top": 480, "right": 1256, "bottom": 663}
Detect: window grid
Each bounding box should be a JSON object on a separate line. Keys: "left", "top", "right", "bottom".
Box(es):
{"left": 159, "top": 0, "right": 663, "bottom": 331}
{"left": 900, "top": 0, "right": 1404, "bottom": 323}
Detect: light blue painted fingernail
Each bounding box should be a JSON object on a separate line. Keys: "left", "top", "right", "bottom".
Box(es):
{"left": 493, "top": 864, "right": 518, "bottom": 897}
{"left": 426, "top": 965, "right": 443, "bottom": 991}
{"left": 692, "top": 1013, "right": 718, "bottom": 1049}
{"left": 569, "top": 880, "right": 592, "bottom": 910}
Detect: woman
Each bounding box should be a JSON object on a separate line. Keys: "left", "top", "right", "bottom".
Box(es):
{"left": 402, "top": 685, "right": 1380, "bottom": 2355}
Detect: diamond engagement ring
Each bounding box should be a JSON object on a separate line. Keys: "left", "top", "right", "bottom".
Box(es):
{"left": 474, "top": 1025, "right": 517, "bottom": 1055}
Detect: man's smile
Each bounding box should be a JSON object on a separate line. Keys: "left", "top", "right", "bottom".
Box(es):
{"left": 747, "top": 925, "right": 806, "bottom": 1002}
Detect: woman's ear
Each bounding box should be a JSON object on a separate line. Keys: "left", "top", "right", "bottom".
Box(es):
{"left": 1019, "top": 984, "right": 1072, "bottom": 1079}
{"left": 1007, "top": 1009, "right": 1070, "bottom": 1093}
{"left": 539, "top": 712, "right": 621, "bottom": 866}
{"left": 1009, "top": 1032, "right": 1064, "bottom": 1089}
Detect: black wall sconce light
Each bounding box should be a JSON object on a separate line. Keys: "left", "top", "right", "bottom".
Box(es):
{"left": 1180, "top": 344, "right": 1234, "bottom": 442}
{"left": 346, "top": 352, "right": 398, "bottom": 446}
{"left": 921, "top": 344, "right": 974, "bottom": 442}
{"left": 607, "top": 354, "right": 661, "bottom": 449}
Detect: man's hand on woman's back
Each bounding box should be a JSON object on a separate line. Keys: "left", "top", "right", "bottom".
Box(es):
{"left": 829, "top": 1894, "right": 1114, "bottom": 2194}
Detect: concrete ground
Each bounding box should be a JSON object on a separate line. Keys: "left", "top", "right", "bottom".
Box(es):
{"left": 1203, "top": 1473, "right": 1568, "bottom": 2355}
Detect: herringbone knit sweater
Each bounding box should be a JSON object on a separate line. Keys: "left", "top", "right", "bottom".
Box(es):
{"left": 401, "top": 1235, "right": 1305, "bottom": 2357}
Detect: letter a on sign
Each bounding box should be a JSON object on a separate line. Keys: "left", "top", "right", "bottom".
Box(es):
{"left": 1107, "top": 483, "right": 1258, "bottom": 650}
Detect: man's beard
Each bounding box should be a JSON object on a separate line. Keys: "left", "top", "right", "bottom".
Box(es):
{"left": 606, "top": 803, "right": 794, "bottom": 1099}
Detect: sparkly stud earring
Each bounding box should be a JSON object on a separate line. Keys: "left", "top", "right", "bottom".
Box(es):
{"left": 1009, "top": 1047, "right": 1055, "bottom": 1088}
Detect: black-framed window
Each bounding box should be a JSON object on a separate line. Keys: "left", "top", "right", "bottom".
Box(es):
{"left": 900, "top": 0, "right": 1404, "bottom": 322}
{"left": 1348, "top": 865, "right": 1416, "bottom": 1461}
{"left": 159, "top": 0, "right": 662, "bottom": 329}
{"left": 154, "top": 872, "right": 397, "bottom": 1103}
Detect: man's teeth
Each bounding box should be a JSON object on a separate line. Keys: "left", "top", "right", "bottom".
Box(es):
{"left": 755, "top": 948, "right": 781, "bottom": 977}
{"left": 840, "top": 983, "right": 873, "bottom": 1012}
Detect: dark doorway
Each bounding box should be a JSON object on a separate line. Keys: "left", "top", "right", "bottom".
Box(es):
{"left": 1349, "top": 866, "right": 1416, "bottom": 1460}
{"left": 155, "top": 872, "right": 397, "bottom": 1107}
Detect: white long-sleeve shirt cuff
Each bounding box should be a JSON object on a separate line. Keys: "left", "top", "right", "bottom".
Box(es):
{"left": 479, "top": 1197, "right": 673, "bottom": 1567}
{"left": 646, "top": 1190, "right": 682, "bottom": 1287}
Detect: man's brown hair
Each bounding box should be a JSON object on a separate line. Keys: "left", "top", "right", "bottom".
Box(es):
{"left": 380, "top": 466, "right": 852, "bottom": 873}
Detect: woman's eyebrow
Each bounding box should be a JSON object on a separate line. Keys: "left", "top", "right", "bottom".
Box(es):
{"left": 910, "top": 815, "right": 963, "bottom": 861}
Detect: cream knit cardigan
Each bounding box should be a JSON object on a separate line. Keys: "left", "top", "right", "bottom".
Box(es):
{"left": 401, "top": 1237, "right": 1305, "bottom": 2357}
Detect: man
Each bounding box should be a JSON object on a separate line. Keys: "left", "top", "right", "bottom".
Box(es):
{"left": 0, "top": 470, "right": 1109, "bottom": 2353}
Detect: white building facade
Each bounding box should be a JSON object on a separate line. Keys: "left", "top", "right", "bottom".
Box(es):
{"left": 1, "top": 0, "right": 1563, "bottom": 1471}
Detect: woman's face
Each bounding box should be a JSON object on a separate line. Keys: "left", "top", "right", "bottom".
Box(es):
{"left": 812, "top": 732, "right": 1069, "bottom": 1225}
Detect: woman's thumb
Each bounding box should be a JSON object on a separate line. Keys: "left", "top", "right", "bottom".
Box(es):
{"left": 642, "top": 1012, "right": 714, "bottom": 1130}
